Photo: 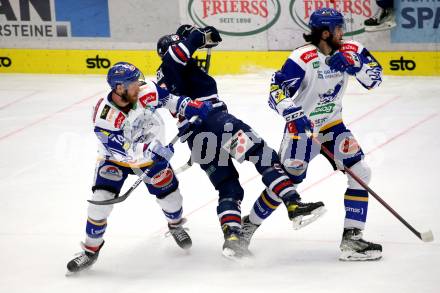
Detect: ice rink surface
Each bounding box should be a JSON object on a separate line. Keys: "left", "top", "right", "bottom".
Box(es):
{"left": 0, "top": 73, "right": 439, "bottom": 293}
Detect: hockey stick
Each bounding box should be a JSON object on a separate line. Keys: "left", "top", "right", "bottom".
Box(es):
{"left": 88, "top": 116, "right": 199, "bottom": 206}
{"left": 311, "top": 136, "right": 434, "bottom": 242}
{"left": 204, "top": 47, "right": 212, "bottom": 73}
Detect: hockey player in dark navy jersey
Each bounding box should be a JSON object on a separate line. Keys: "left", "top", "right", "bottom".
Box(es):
{"left": 156, "top": 25, "right": 326, "bottom": 259}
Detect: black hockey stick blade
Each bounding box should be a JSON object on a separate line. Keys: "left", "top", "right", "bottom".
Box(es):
{"left": 88, "top": 192, "right": 131, "bottom": 205}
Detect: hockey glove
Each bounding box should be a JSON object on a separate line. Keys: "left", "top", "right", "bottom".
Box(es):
{"left": 177, "top": 97, "right": 213, "bottom": 121}
{"left": 176, "top": 24, "right": 197, "bottom": 39}
{"left": 328, "top": 52, "right": 363, "bottom": 75}
{"left": 144, "top": 141, "right": 174, "bottom": 162}
{"left": 283, "top": 106, "right": 313, "bottom": 135}
{"left": 188, "top": 26, "right": 222, "bottom": 49}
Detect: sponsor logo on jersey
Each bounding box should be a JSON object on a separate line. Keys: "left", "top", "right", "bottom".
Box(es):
{"left": 99, "top": 165, "right": 123, "bottom": 181}
{"left": 139, "top": 92, "right": 157, "bottom": 108}
{"left": 312, "top": 60, "right": 320, "bottom": 69}
{"left": 289, "top": 0, "right": 373, "bottom": 36}
{"left": 270, "top": 87, "right": 286, "bottom": 104}
{"left": 313, "top": 117, "right": 328, "bottom": 127}
{"left": 340, "top": 43, "right": 359, "bottom": 53}
{"left": 0, "top": 56, "right": 12, "bottom": 67}
{"left": 222, "top": 129, "right": 255, "bottom": 161}
{"left": 188, "top": 0, "right": 281, "bottom": 36}
{"left": 106, "top": 108, "right": 117, "bottom": 122}
{"left": 339, "top": 136, "right": 360, "bottom": 155}
{"left": 300, "top": 49, "right": 318, "bottom": 63}
{"left": 100, "top": 105, "right": 111, "bottom": 119}
{"left": 0, "top": 0, "right": 110, "bottom": 38}
{"left": 151, "top": 168, "right": 174, "bottom": 188}
{"left": 310, "top": 103, "right": 336, "bottom": 117}
{"left": 114, "top": 112, "right": 126, "bottom": 128}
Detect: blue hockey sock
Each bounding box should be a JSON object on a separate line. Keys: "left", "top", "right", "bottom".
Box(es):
{"left": 249, "top": 189, "right": 282, "bottom": 225}
{"left": 344, "top": 188, "right": 369, "bottom": 230}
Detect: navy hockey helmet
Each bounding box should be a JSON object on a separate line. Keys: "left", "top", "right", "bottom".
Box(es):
{"left": 308, "top": 8, "right": 345, "bottom": 32}
{"left": 157, "top": 34, "right": 180, "bottom": 58}
{"left": 107, "top": 62, "right": 143, "bottom": 90}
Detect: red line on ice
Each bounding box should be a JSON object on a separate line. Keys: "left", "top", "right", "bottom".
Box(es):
{"left": 0, "top": 90, "right": 41, "bottom": 111}
{"left": 0, "top": 90, "right": 106, "bottom": 141}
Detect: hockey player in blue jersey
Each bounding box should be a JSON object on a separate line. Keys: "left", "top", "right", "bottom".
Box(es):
{"left": 241, "top": 8, "right": 383, "bottom": 261}
{"left": 156, "top": 26, "right": 325, "bottom": 259}
{"left": 66, "top": 62, "right": 212, "bottom": 273}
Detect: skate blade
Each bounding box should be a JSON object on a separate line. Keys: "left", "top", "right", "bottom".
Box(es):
{"left": 65, "top": 270, "right": 84, "bottom": 277}
{"left": 339, "top": 250, "right": 382, "bottom": 261}
{"left": 221, "top": 248, "right": 252, "bottom": 261}
{"left": 292, "top": 206, "right": 326, "bottom": 230}
{"left": 222, "top": 248, "right": 240, "bottom": 261}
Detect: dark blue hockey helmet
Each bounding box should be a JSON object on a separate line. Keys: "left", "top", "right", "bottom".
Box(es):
{"left": 157, "top": 34, "right": 180, "bottom": 58}
{"left": 106, "top": 62, "right": 143, "bottom": 90}
{"left": 308, "top": 8, "right": 345, "bottom": 32}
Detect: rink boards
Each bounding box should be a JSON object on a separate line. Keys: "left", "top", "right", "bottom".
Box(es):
{"left": 0, "top": 48, "right": 439, "bottom": 76}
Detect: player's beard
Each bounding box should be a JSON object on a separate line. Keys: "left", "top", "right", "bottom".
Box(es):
{"left": 326, "top": 34, "right": 342, "bottom": 52}
{"left": 121, "top": 90, "right": 137, "bottom": 105}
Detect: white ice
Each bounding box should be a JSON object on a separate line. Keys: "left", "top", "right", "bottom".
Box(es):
{"left": 0, "top": 73, "right": 439, "bottom": 293}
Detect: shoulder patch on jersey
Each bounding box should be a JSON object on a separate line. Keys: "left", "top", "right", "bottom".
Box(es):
{"left": 139, "top": 92, "right": 157, "bottom": 108}
{"left": 300, "top": 49, "right": 318, "bottom": 63}
{"left": 340, "top": 43, "right": 359, "bottom": 53}
{"left": 100, "top": 104, "right": 111, "bottom": 119}
{"left": 114, "top": 112, "right": 126, "bottom": 128}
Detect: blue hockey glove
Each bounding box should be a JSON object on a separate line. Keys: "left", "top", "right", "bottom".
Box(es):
{"left": 328, "top": 52, "right": 363, "bottom": 75}
{"left": 144, "top": 141, "right": 174, "bottom": 162}
{"left": 178, "top": 97, "right": 213, "bottom": 121}
{"left": 282, "top": 106, "right": 313, "bottom": 135}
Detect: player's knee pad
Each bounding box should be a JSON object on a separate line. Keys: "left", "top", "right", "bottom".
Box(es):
{"left": 146, "top": 160, "right": 179, "bottom": 199}
{"left": 156, "top": 189, "right": 183, "bottom": 222}
{"left": 347, "top": 161, "right": 371, "bottom": 189}
{"left": 88, "top": 189, "right": 115, "bottom": 220}
{"left": 282, "top": 158, "right": 308, "bottom": 182}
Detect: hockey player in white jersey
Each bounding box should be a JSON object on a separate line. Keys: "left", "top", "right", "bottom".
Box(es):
{"left": 66, "top": 62, "right": 212, "bottom": 274}
{"left": 242, "top": 8, "right": 383, "bottom": 261}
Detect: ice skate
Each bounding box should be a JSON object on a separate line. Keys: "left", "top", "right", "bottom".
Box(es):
{"left": 282, "top": 192, "right": 326, "bottom": 229}
{"left": 66, "top": 241, "right": 104, "bottom": 275}
{"left": 339, "top": 228, "right": 382, "bottom": 261}
{"left": 166, "top": 218, "right": 192, "bottom": 250}
{"left": 364, "top": 8, "right": 396, "bottom": 32}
